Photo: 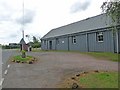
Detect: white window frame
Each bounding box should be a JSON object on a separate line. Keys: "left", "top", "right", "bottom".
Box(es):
{"left": 62, "top": 41, "right": 64, "bottom": 43}
{"left": 96, "top": 32, "right": 104, "bottom": 42}
{"left": 72, "top": 36, "right": 76, "bottom": 44}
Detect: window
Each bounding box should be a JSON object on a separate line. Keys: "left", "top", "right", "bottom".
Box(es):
{"left": 72, "top": 36, "right": 76, "bottom": 44}
{"left": 62, "top": 41, "right": 64, "bottom": 43}
{"left": 56, "top": 38, "right": 59, "bottom": 45}
{"left": 96, "top": 32, "right": 104, "bottom": 42}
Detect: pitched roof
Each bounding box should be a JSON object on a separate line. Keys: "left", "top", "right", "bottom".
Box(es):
{"left": 19, "top": 38, "right": 26, "bottom": 44}
{"left": 42, "top": 13, "right": 115, "bottom": 39}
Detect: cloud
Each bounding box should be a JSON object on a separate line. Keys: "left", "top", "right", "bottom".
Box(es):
{"left": 0, "top": 1, "right": 13, "bottom": 22}
{"left": 0, "top": 15, "right": 12, "bottom": 22}
{"left": 16, "top": 10, "right": 35, "bottom": 25}
{"left": 8, "top": 34, "right": 18, "bottom": 38}
{"left": 70, "top": 0, "right": 91, "bottom": 13}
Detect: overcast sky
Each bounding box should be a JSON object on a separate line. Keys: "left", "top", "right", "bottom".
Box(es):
{"left": 0, "top": 0, "right": 106, "bottom": 45}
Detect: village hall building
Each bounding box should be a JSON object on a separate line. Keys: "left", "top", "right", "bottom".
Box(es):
{"left": 41, "top": 14, "right": 120, "bottom": 53}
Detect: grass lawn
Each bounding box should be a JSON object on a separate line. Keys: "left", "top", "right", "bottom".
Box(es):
{"left": 59, "top": 71, "right": 118, "bottom": 88}
{"left": 82, "top": 52, "right": 119, "bottom": 62}
{"left": 79, "top": 71, "right": 118, "bottom": 88}
{"left": 13, "top": 55, "right": 33, "bottom": 62}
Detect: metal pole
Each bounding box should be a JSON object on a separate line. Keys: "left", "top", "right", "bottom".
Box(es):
{"left": 22, "top": 0, "right": 24, "bottom": 51}
{"left": 22, "top": 0, "right": 24, "bottom": 39}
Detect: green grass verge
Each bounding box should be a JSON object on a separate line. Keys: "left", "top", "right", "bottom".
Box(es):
{"left": 13, "top": 55, "right": 33, "bottom": 62}
{"left": 82, "top": 52, "right": 119, "bottom": 62}
{"left": 79, "top": 72, "right": 118, "bottom": 88}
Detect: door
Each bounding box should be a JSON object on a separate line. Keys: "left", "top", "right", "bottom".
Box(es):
{"left": 49, "top": 41, "right": 52, "bottom": 50}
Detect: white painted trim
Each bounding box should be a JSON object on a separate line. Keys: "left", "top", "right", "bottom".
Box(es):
{"left": 98, "top": 41, "right": 104, "bottom": 43}
{"left": 0, "top": 78, "right": 4, "bottom": 87}
{"left": 7, "top": 65, "right": 10, "bottom": 68}
{"left": 4, "top": 70, "right": 8, "bottom": 75}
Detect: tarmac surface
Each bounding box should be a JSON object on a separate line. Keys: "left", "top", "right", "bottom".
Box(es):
{"left": 2, "top": 51, "right": 118, "bottom": 88}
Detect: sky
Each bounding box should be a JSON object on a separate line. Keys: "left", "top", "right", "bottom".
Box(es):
{"left": 0, "top": 0, "right": 106, "bottom": 45}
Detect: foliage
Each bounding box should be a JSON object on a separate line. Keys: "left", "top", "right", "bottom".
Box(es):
{"left": 28, "top": 36, "right": 41, "bottom": 48}
{"left": 32, "top": 42, "right": 41, "bottom": 48}
{"left": 2, "top": 45, "right": 20, "bottom": 49}
{"left": 21, "top": 50, "right": 26, "bottom": 53}
{"left": 101, "top": 0, "right": 120, "bottom": 24}
{"left": 2, "top": 45, "right": 10, "bottom": 49}
{"left": 21, "top": 50, "right": 26, "bottom": 58}
{"left": 33, "top": 36, "right": 39, "bottom": 43}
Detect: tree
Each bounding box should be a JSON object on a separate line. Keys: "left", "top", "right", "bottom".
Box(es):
{"left": 101, "top": 0, "right": 120, "bottom": 53}
{"left": 33, "top": 36, "right": 39, "bottom": 43}
{"left": 101, "top": 0, "right": 120, "bottom": 24}
{"left": 32, "top": 36, "right": 41, "bottom": 48}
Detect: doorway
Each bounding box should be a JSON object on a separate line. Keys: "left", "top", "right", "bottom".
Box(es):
{"left": 49, "top": 41, "right": 52, "bottom": 50}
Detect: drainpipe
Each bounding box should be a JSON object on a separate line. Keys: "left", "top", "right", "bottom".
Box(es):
{"left": 112, "top": 30, "right": 115, "bottom": 53}
{"left": 55, "top": 39, "right": 57, "bottom": 50}
{"left": 116, "top": 29, "right": 119, "bottom": 53}
{"left": 68, "top": 36, "right": 69, "bottom": 51}
{"left": 86, "top": 33, "right": 89, "bottom": 52}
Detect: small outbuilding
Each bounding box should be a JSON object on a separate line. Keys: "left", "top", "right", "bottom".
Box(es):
{"left": 41, "top": 14, "right": 120, "bottom": 53}
{"left": 19, "top": 38, "right": 28, "bottom": 51}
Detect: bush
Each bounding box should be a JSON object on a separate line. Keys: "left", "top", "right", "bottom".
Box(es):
{"left": 21, "top": 50, "right": 26, "bottom": 58}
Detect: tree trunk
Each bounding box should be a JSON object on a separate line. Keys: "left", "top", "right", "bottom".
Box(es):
{"left": 22, "top": 51, "right": 26, "bottom": 58}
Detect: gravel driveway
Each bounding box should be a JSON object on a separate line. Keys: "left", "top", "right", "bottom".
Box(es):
{"left": 3, "top": 52, "right": 118, "bottom": 88}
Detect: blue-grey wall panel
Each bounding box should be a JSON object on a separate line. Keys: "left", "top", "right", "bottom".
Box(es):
{"left": 69, "top": 34, "right": 87, "bottom": 52}
{"left": 41, "top": 40, "right": 47, "bottom": 50}
{"left": 88, "top": 30, "right": 114, "bottom": 52}
{"left": 104, "top": 30, "right": 114, "bottom": 52}
{"left": 88, "top": 33, "right": 96, "bottom": 52}
{"left": 41, "top": 40, "right": 44, "bottom": 50}
{"left": 56, "top": 37, "right": 68, "bottom": 50}
{"left": 118, "top": 29, "right": 120, "bottom": 53}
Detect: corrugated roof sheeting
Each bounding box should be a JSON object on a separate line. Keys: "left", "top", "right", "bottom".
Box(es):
{"left": 42, "top": 14, "right": 114, "bottom": 39}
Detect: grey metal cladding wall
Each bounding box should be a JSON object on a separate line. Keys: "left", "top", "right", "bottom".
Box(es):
{"left": 56, "top": 37, "right": 68, "bottom": 50}
{"left": 88, "top": 30, "right": 114, "bottom": 52}
{"left": 41, "top": 41, "right": 43, "bottom": 49}
{"left": 103, "top": 30, "right": 114, "bottom": 52}
{"left": 88, "top": 33, "right": 96, "bottom": 51}
{"left": 47, "top": 39, "right": 56, "bottom": 50}
{"left": 52, "top": 39, "right": 56, "bottom": 50}
{"left": 42, "top": 14, "right": 113, "bottom": 39}
{"left": 118, "top": 29, "right": 120, "bottom": 53}
{"left": 69, "top": 34, "right": 87, "bottom": 52}
{"left": 41, "top": 40, "right": 46, "bottom": 50}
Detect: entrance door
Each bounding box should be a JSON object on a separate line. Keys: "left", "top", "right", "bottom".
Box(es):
{"left": 49, "top": 41, "right": 52, "bottom": 50}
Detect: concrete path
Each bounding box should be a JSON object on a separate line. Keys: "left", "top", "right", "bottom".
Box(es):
{"left": 2, "top": 52, "right": 118, "bottom": 88}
